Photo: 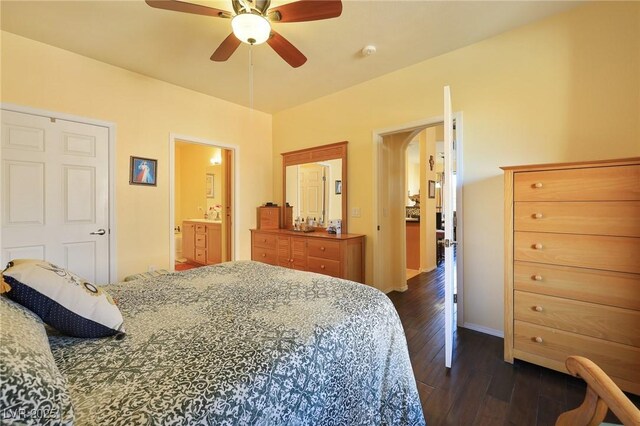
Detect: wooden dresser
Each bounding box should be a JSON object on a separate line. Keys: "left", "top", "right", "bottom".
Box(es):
{"left": 250, "top": 229, "right": 365, "bottom": 283}
{"left": 502, "top": 158, "right": 640, "bottom": 395}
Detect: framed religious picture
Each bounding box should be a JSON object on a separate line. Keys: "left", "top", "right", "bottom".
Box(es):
{"left": 130, "top": 156, "right": 157, "bottom": 186}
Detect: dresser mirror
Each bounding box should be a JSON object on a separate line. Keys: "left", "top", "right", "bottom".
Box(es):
{"left": 282, "top": 141, "right": 348, "bottom": 233}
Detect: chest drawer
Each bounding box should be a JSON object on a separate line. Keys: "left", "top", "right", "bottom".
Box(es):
{"left": 514, "top": 231, "right": 640, "bottom": 274}
{"left": 514, "top": 201, "right": 640, "bottom": 237}
{"left": 307, "top": 257, "right": 341, "bottom": 277}
{"left": 514, "top": 321, "right": 640, "bottom": 392}
{"left": 195, "top": 224, "right": 207, "bottom": 234}
{"left": 195, "top": 248, "right": 206, "bottom": 263}
{"left": 252, "top": 246, "right": 277, "bottom": 265}
{"left": 514, "top": 165, "right": 640, "bottom": 202}
{"left": 514, "top": 291, "right": 640, "bottom": 346}
{"left": 514, "top": 262, "right": 640, "bottom": 310}
{"left": 307, "top": 239, "right": 340, "bottom": 261}
{"left": 253, "top": 232, "right": 277, "bottom": 250}
{"left": 195, "top": 234, "right": 206, "bottom": 248}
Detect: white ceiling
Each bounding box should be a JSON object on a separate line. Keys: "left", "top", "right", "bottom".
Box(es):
{"left": 1, "top": 1, "right": 581, "bottom": 113}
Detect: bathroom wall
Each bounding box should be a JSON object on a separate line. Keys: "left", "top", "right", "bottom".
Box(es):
{"left": 175, "top": 142, "right": 223, "bottom": 225}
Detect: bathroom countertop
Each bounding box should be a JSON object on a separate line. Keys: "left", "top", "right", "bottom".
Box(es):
{"left": 406, "top": 218, "right": 420, "bottom": 223}
{"left": 184, "top": 219, "right": 222, "bottom": 224}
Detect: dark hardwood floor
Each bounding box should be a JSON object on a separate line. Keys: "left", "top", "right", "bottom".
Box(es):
{"left": 387, "top": 263, "right": 640, "bottom": 426}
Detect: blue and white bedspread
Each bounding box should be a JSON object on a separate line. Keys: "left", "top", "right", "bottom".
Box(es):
{"left": 49, "top": 261, "right": 426, "bottom": 425}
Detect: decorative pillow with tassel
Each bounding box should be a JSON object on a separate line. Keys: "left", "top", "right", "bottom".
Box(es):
{"left": 1, "top": 259, "right": 125, "bottom": 338}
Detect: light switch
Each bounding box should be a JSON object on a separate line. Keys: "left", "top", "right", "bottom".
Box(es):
{"left": 352, "top": 207, "right": 361, "bottom": 217}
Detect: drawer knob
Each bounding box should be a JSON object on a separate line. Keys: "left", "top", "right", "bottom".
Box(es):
{"left": 534, "top": 336, "right": 543, "bottom": 343}
{"left": 262, "top": 238, "right": 267, "bottom": 242}
{"left": 532, "top": 213, "right": 543, "bottom": 219}
{"left": 533, "top": 182, "right": 543, "bottom": 189}
{"left": 534, "top": 305, "right": 543, "bottom": 312}
{"left": 290, "top": 259, "right": 294, "bottom": 263}
{"left": 320, "top": 246, "right": 326, "bottom": 251}
{"left": 533, "top": 275, "right": 543, "bottom": 281}
{"left": 533, "top": 243, "right": 543, "bottom": 250}
{"left": 261, "top": 253, "right": 266, "bottom": 257}
{"left": 320, "top": 265, "right": 326, "bottom": 269}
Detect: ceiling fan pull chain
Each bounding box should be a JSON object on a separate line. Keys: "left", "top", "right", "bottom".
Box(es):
{"left": 249, "top": 44, "right": 254, "bottom": 110}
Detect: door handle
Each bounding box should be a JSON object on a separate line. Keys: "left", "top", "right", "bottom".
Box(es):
{"left": 90, "top": 229, "right": 106, "bottom": 235}
{"left": 443, "top": 239, "right": 457, "bottom": 248}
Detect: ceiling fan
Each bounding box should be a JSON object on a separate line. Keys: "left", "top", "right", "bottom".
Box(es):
{"left": 145, "top": 0, "right": 343, "bottom": 68}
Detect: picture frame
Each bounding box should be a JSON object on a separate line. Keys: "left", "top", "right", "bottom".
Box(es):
{"left": 206, "top": 173, "right": 214, "bottom": 198}
{"left": 428, "top": 180, "right": 436, "bottom": 198}
{"left": 335, "top": 180, "right": 342, "bottom": 195}
{"left": 129, "top": 156, "right": 157, "bottom": 186}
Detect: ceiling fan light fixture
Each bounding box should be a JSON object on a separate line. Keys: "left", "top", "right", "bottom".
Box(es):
{"left": 231, "top": 13, "right": 271, "bottom": 45}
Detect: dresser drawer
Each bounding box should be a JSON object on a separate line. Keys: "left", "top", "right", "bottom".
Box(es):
{"left": 195, "top": 224, "right": 207, "bottom": 234}
{"left": 252, "top": 246, "right": 277, "bottom": 265}
{"left": 253, "top": 232, "right": 277, "bottom": 250}
{"left": 514, "top": 291, "right": 640, "bottom": 346}
{"left": 514, "top": 321, "right": 640, "bottom": 389}
{"left": 195, "top": 234, "right": 206, "bottom": 248}
{"left": 307, "top": 257, "right": 341, "bottom": 277}
{"left": 195, "top": 248, "right": 206, "bottom": 264}
{"left": 514, "top": 165, "right": 640, "bottom": 202}
{"left": 307, "top": 239, "right": 340, "bottom": 261}
{"left": 514, "top": 201, "right": 640, "bottom": 237}
{"left": 514, "top": 262, "right": 640, "bottom": 310}
{"left": 514, "top": 231, "right": 640, "bottom": 274}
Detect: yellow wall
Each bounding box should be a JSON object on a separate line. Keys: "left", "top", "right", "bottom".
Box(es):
{"left": 420, "top": 127, "right": 437, "bottom": 273}
{"left": 174, "top": 142, "right": 222, "bottom": 225}
{"left": 272, "top": 2, "right": 640, "bottom": 332}
{"left": 1, "top": 31, "right": 273, "bottom": 280}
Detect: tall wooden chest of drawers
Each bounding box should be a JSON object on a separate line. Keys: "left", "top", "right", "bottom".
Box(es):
{"left": 502, "top": 158, "right": 640, "bottom": 395}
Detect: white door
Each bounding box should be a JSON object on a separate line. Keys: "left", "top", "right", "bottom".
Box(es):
{"left": 1, "top": 110, "right": 110, "bottom": 283}
{"left": 298, "top": 163, "right": 326, "bottom": 222}
{"left": 443, "top": 86, "right": 457, "bottom": 368}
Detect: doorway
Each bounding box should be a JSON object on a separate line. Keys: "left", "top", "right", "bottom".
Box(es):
{"left": 169, "top": 134, "right": 237, "bottom": 271}
{"left": 372, "top": 114, "right": 464, "bottom": 327}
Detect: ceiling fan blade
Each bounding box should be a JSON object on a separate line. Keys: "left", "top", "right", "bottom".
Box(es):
{"left": 268, "top": 0, "right": 342, "bottom": 23}
{"left": 211, "top": 33, "right": 242, "bottom": 62}
{"left": 267, "top": 31, "right": 307, "bottom": 68}
{"left": 145, "top": 0, "right": 231, "bottom": 18}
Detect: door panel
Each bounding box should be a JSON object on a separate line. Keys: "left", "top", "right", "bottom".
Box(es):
{"left": 4, "top": 160, "right": 45, "bottom": 225}
{"left": 1, "top": 110, "right": 110, "bottom": 283}
{"left": 64, "top": 166, "right": 96, "bottom": 223}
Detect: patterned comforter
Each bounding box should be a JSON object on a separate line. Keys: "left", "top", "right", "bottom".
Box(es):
{"left": 49, "top": 261, "right": 426, "bottom": 425}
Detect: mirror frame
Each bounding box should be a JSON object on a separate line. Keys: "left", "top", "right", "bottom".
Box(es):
{"left": 282, "top": 141, "right": 348, "bottom": 233}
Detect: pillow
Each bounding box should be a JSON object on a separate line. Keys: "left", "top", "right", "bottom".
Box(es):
{"left": 0, "top": 295, "right": 75, "bottom": 424}
{"left": 2, "top": 259, "right": 125, "bottom": 338}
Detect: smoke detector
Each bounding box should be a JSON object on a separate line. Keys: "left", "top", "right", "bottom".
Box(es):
{"left": 361, "top": 45, "right": 377, "bottom": 57}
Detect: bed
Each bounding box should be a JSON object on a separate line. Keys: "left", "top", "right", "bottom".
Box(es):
{"left": 41, "top": 261, "right": 425, "bottom": 425}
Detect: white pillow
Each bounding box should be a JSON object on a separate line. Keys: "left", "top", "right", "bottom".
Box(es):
{"left": 2, "top": 259, "right": 125, "bottom": 338}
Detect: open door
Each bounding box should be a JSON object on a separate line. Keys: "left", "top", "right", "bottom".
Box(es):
{"left": 443, "top": 85, "right": 457, "bottom": 368}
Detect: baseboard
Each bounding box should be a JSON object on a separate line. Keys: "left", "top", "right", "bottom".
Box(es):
{"left": 462, "top": 322, "right": 504, "bottom": 338}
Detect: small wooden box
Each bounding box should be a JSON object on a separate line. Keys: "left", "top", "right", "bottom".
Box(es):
{"left": 257, "top": 206, "right": 280, "bottom": 229}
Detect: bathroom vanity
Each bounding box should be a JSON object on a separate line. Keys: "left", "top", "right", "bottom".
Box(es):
{"left": 182, "top": 220, "right": 222, "bottom": 265}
